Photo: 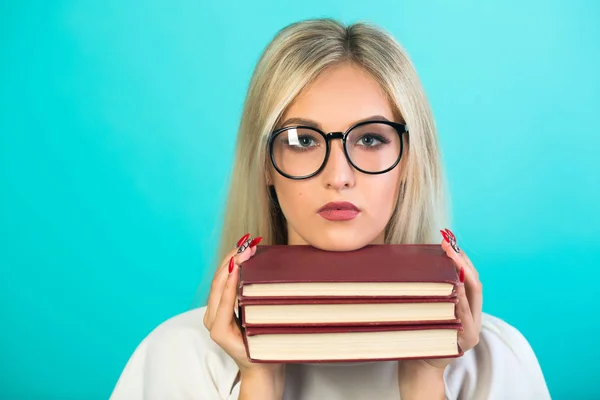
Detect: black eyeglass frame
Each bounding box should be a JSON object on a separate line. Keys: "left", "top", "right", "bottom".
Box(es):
{"left": 268, "top": 120, "right": 409, "bottom": 180}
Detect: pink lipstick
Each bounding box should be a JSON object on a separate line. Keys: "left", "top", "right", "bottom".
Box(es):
{"left": 317, "top": 201, "right": 359, "bottom": 221}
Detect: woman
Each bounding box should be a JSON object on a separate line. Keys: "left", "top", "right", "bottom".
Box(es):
{"left": 111, "top": 18, "right": 550, "bottom": 399}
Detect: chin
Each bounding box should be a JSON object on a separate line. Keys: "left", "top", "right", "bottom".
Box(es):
{"left": 304, "top": 228, "right": 380, "bottom": 252}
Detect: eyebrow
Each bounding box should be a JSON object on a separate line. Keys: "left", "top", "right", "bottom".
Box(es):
{"left": 278, "top": 115, "right": 392, "bottom": 130}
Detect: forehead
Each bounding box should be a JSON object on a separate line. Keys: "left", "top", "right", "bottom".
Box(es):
{"left": 282, "top": 63, "right": 395, "bottom": 131}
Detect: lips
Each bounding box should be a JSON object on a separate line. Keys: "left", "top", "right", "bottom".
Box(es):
{"left": 317, "top": 201, "right": 360, "bottom": 221}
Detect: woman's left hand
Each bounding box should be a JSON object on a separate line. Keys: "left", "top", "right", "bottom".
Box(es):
{"left": 397, "top": 228, "right": 483, "bottom": 399}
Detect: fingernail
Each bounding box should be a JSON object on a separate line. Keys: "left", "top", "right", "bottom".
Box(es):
{"left": 249, "top": 236, "right": 263, "bottom": 248}
{"left": 228, "top": 257, "right": 235, "bottom": 274}
{"left": 450, "top": 237, "right": 461, "bottom": 253}
{"left": 445, "top": 228, "right": 456, "bottom": 242}
{"left": 236, "top": 233, "right": 250, "bottom": 248}
{"left": 444, "top": 228, "right": 461, "bottom": 253}
{"left": 237, "top": 238, "right": 252, "bottom": 254}
{"left": 440, "top": 230, "right": 450, "bottom": 242}
{"left": 459, "top": 267, "right": 465, "bottom": 283}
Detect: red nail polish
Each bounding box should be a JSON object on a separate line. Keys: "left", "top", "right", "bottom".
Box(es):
{"left": 237, "top": 233, "right": 250, "bottom": 248}
{"left": 459, "top": 267, "right": 465, "bottom": 283}
{"left": 445, "top": 228, "right": 456, "bottom": 242}
{"left": 440, "top": 230, "right": 450, "bottom": 242}
{"left": 228, "top": 257, "right": 235, "bottom": 274}
{"left": 249, "top": 236, "right": 263, "bottom": 248}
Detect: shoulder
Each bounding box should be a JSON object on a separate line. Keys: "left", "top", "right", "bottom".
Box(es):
{"left": 110, "top": 307, "right": 239, "bottom": 400}
{"left": 479, "top": 313, "right": 539, "bottom": 357}
{"left": 445, "top": 313, "right": 551, "bottom": 400}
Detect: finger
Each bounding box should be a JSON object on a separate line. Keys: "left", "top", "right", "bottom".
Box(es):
{"left": 444, "top": 241, "right": 482, "bottom": 331}
{"left": 235, "top": 233, "right": 251, "bottom": 249}
{"left": 441, "top": 240, "right": 483, "bottom": 325}
{"left": 442, "top": 233, "right": 482, "bottom": 300}
{"left": 213, "top": 261, "right": 242, "bottom": 339}
{"left": 215, "top": 233, "right": 253, "bottom": 275}
{"left": 442, "top": 230, "right": 478, "bottom": 279}
{"left": 231, "top": 236, "right": 262, "bottom": 272}
{"left": 455, "top": 281, "right": 473, "bottom": 325}
{"left": 215, "top": 250, "right": 235, "bottom": 275}
{"left": 207, "top": 235, "right": 260, "bottom": 324}
{"left": 440, "top": 238, "right": 450, "bottom": 252}
{"left": 206, "top": 255, "right": 234, "bottom": 328}
{"left": 463, "top": 268, "right": 483, "bottom": 333}
{"left": 441, "top": 241, "right": 481, "bottom": 327}
{"left": 459, "top": 250, "right": 478, "bottom": 280}
{"left": 440, "top": 228, "right": 461, "bottom": 254}
{"left": 208, "top": 255, "right": 245, "bottom": 328}
{"left": 233, "top": 242, "right": 255, "bottom": 265}
{"left": 461, "top": 251, "right": 479, "bottom": 280}
{"left": 440, "top": 231, "right": 483, "bottom": 335}
{"left": 460, "top": 258, "right": 482, "bottom": 330}
{"left": 455, "top": 282, "right": 478, "bottom": 351}
{"left": 216, "top": 240, "right": 247, "bottom": 274}
{"left": 230, "top": 237, "right": 262, "bottom": 311}
{"left": 441, "top": 238, "right": 467, "bottom": 276}
{"left": 209, "top": 237, "right": 263, "bottom": 327}
{"left": 441, "top": 234, "right": 478, "bottom": 282}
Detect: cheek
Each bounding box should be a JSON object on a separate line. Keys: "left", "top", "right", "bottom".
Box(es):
{"left": 273, "top": 180, "right": 306, "bottom": 217}
{"left": 363, "top": 173, "right": 401, "bottom": 213}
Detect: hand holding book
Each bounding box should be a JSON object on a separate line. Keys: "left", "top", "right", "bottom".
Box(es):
{"left": 230, "top": 229, "right": 483, "bottom": 395}
{"left": 202, "top": 234, "right": 285, "bottom": 399}
{"left": 397, "top": 229, "right": 483, "bottom": 399}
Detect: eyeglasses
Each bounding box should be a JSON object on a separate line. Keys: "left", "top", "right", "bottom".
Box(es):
{"left": 268, "top": 120, "right": 409, "bottom": 180}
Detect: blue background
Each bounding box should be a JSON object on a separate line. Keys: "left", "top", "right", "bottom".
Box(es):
{"left": 1, "top": 1, "right": 598, "bottom": 398}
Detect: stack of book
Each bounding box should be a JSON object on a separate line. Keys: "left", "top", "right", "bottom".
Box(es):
{"left": 237, "top": 244, "right": 463, "bottom": 363}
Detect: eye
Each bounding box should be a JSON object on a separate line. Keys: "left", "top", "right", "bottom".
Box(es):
{"left": 280, "top": 129, "right": 322, "bottom": 153}
{"left": 356, "top": 134, "right": 386, "bottom": 147}
{"left": 298, "top": 135, "right": 316, "bottom": 147}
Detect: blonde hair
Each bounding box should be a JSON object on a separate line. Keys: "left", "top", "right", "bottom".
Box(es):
{"left": 216, "top": 18, "right": 451, "bottom": 265}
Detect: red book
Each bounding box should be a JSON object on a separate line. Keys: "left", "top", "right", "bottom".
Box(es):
{"left": 242, "top": 323, "right": 464, "bottom": 363}
{"left": 239, "top": 244, "right": 459, "bottom": 300}
{"left": 236, "top": 244, "right": 463, "bottom": 362}
{"left": 239, "top": 296, "right": 459, "bottom": 327}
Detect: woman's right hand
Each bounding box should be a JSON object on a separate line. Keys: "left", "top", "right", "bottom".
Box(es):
{"left": 203, "top": 234, "right": 286, "bottom": 399}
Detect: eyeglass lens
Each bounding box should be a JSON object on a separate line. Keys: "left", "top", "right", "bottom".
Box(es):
{"left": 271, "top": 122, "right": 402, "bottom": 178}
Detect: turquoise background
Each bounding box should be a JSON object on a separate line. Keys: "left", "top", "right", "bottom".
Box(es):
{"left": 1, "top": 1, "right": 598, "bottom": 398}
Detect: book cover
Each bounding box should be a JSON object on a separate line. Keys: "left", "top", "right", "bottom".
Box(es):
{"left": 241, "top": 323, "right": 464, "bottom": 363}
{"left": 239, "top": 244, "right": 459, "bottom": 299}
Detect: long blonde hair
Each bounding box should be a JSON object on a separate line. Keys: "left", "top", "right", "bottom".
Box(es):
{"left": 216, "top": 18, "right": 451, "bottom": 265}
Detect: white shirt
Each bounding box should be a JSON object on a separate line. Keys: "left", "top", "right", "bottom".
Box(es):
{"left": 110, "top": 307, "right": 550, "bottom": 400}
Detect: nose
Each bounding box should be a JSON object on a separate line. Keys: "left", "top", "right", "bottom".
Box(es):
{"left": 321, "top": 140, "right": 356, "bottom": 190}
